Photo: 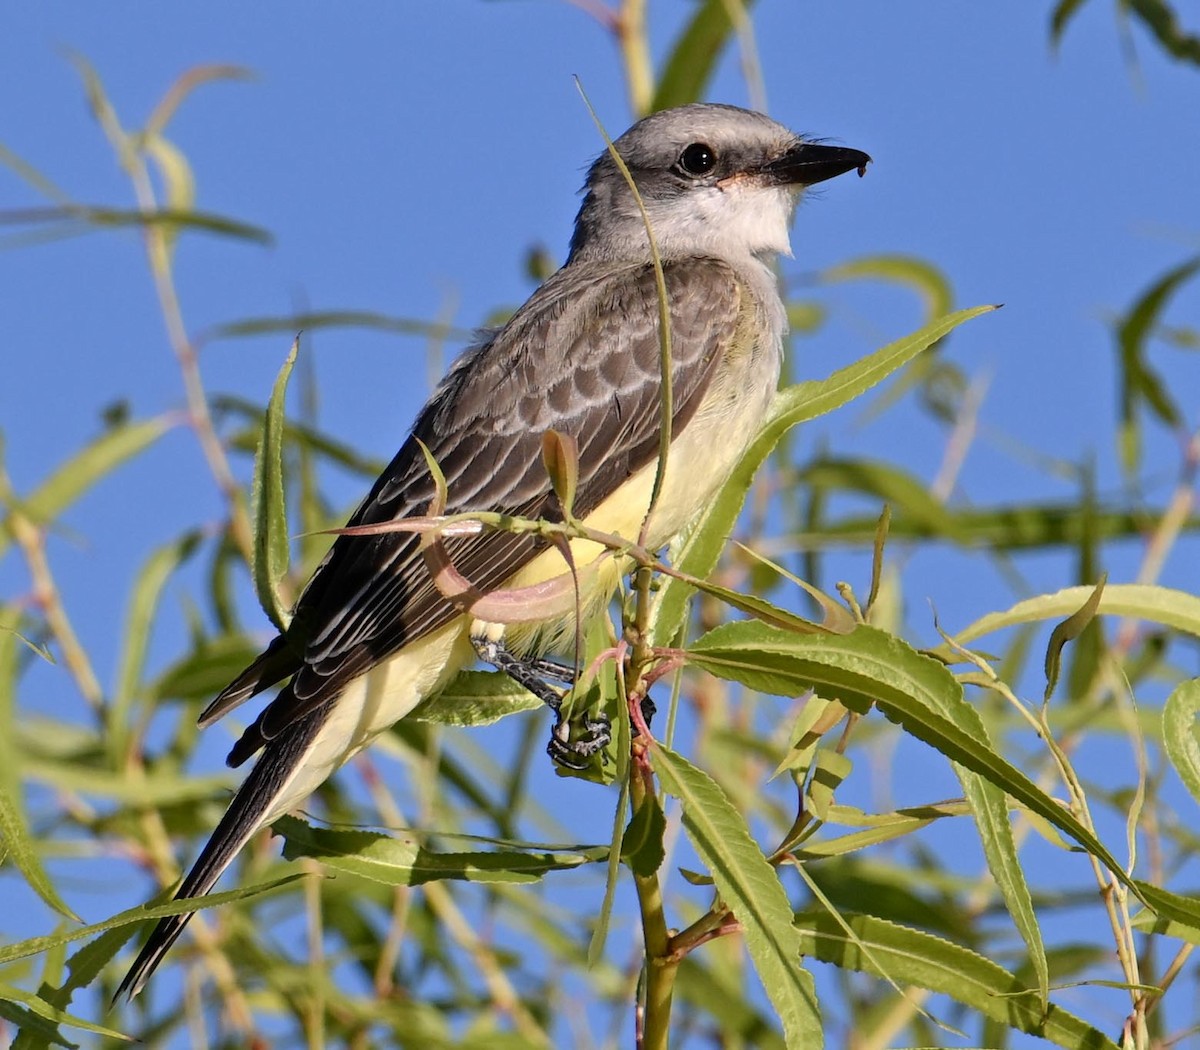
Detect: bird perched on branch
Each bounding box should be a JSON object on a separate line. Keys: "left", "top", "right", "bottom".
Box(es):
{"left": 118, "top": 102, "right": 869, "bottom": 999}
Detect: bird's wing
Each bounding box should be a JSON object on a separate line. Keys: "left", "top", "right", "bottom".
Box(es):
{"left": 217, "top": 257, "right": 749, "bottom": 762}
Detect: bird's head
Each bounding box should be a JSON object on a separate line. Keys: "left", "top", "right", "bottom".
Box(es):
{"left": 568, "top": 103, "right": 869, "bottom": 267}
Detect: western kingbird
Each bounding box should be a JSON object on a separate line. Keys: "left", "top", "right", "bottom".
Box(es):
{"left": 118, "top": 102, "right": 868, "bottom": 998}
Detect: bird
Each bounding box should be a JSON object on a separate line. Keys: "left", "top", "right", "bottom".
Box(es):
{"left": 116, "top": 102, "right": 869, "bottom": 999}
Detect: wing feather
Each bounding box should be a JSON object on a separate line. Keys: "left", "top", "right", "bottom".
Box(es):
{"left": 221, "top": 257, "right": 744, "bottom": 762}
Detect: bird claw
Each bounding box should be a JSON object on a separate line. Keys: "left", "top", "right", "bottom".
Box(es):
{"left": 546, "top": 710, "right": 612, "bottom": 770}
{"left": 473, "top": 634, "right": 608, "bottom": 769}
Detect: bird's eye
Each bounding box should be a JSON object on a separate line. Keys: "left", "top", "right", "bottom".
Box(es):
{"left": 677, "top": 142, "right": 717, "bottom": 177}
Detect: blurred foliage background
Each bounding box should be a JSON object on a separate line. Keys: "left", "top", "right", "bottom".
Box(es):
{"left": 2, "top": 2, "right": 1200, "bottom": 1048}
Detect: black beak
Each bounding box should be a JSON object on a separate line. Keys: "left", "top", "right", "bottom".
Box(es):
{"left": 762, "top": 142, "right": 871, "bottom": 187}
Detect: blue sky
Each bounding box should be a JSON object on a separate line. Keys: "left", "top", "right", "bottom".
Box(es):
{"left": 2, "top": 2, "right": 1199, "bottom": 1045}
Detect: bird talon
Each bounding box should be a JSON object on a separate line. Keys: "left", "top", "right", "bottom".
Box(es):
{"left": 547, "top": 710, "right": 611, "bottom": 768}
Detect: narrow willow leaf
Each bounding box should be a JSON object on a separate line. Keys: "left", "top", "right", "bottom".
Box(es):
{"left": 408, "top": 669, "right": 542, "bottom": 725}
{"left": 1125, "top": 0, "right": 1200, "bottom": 63}
{"left": 109, "top": 531, "right": 202, "bottom": 758}
{"left": 806, "top": 749, "right": 852, "bottom": 821}
{"left": 1163, "top": 679, "right": 1200, "bottom": 810}
{"left": 651, "top": 744, "right": 822, "bottom": 1048}
{"left": 733, "top": 545, "right": 858, "bottom": 635}
{"left": 11, "top": 927, "right": 135, "bottom": 1050}
{"left": 824, "top": 253, "right": 953, "bottom": 321}
{"left": 588, "top": 672, "right": 632, "bottom": 966}
{"left": 0, "top": 787, "right": 79, "bottom": 924}
{"left": 770, "top": 695, "right": 846, "bottom": 781}
{"left": 0, "top": 615, "right": 79, "bottom": 921}
{"left": 1050, "top": 0, "right": 1090, "bottom": 46}
{"left": 541, "top": 429, "right": 579, "bottom": 518}
{"left": 251, "top": 339, "right": 297, "bottom": 631}
{"left": 277, "top": 815, "right": 605, "bottom": 885}
{"left": 0, "top": 622, "right": 53, "bottom": 663}
{"left": 797, "top": 802, "right": 969, "bottom": 859}
{"left": 1131, "top": 879, "right": 1200, "bottom": 937}
{"left": 0, "top": 205, "right": 273, "bottom": 244}
{"left": 0, "top": 982, "right": 131, "bottom": 1041}
{"left": 771, "top": 306, "right": 995, "bottom": 428}
{"left": 0, "top": 874, "right": 304, "bottom": 966}
{"left": 1043, "top": 574, "right": 1106, "bottom": 700}
{"left": 651, "top": 0, "right": 759, "bottom": 112}
{"left": 217, "top": 394, "right": 388, "bottom": 478}
{"left": 0, "top": 417, "right": 170, "bottom": 559}
{"left": 619, "top": 790, "right": 666, "bottom": 877}
{"left": 795, "top": 911, "right": 1119, "bottom": 1050}
{"left": 141, "top": 134, "right": 194, "bottom": 256}
{"left": 0, "top": 142, "right": 72, "bottom": 203}
{"left": 676, "top": 571, "right": 830, "bottom": 635}
{"left": 649, "top": 306, "right": 995, "bottom": 646}
{"left": 200, "top": 310, "right": 468, "bottom": 346}
{"left": 23, "top": 760, "right": 232, "bottom": 806}
{"left": 800, "top": 457, "right": 968, "bottom": 541}
{"left": 1117, "top": 255, "right": 1200, "bottom": 472}
{"left": 790, "top": 503, "right": 1200, "bottom": 551}
{"left": 144, "top": 64, "right": 255, "bottom": 138}
{"left": 867, "top": 504, "right": 890, "bottom": 612}
{"left": 148, "top": 633, "right": 264, "bottom": 704}
{"left": 945, "top": 583, "right": 1200, "bottom": 653}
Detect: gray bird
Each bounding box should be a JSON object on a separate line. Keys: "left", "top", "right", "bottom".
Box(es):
{"left": 117, "top": 102, "right": 868, "bottom": 999}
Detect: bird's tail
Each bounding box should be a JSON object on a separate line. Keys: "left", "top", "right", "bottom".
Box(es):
{"left": 116, "top": 707, "right": 326, "bottom": 1001}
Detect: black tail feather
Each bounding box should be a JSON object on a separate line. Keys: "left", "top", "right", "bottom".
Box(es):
{"left": 115, "top": 708, "right": 326, "bottom": 1001}
{"left": 197, "top": 634, "right": 302, "bottom": 728}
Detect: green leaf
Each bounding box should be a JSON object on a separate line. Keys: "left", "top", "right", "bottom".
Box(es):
{"left": 771, "top": 306, "right": 996, "bottom": 427}
{"left": 651, "top": 0, "right": 759, "bottom": 112}
{"left": 277, "top": 815, "right": 605, "bottom": 885}
{"left": 251, "top": 339, "right": 297, "bottom": 631}
{"left": 795, "top": 911, "right": 1119, "bottom": 1050}
{"left": 800, "top": 457, "right": 968, "bottom": 542}
{"left": 944, "top": 583, "right": 1200, "bottom": 652}
{"left": 0, "top": 874, "right": 305, "bottom": 966}
{"left": 141, "top": 135, "right": 194, "bottom": 257}
{"left": 1116, "top": 255, "right": 1200, "bottom": 472}
{"left": 824, "top": 253, "right": 953, "bottom": 321}
{"left": 108, "top": 531, "right": 202, "bottom": 758}
{"left": 0, "top": 612, "right": 79, "bottom": 922}
{"left": 22, "top": 758, "right": 233, "bottom": 807}
{"left": 409, "top": 669, "right": 542, "bottom": 726}
{"left": 796, "top": 802, "right": 969, "bottom": 859}
{"left": 806, "top": 749, "right": 853, "bottom": 822}
{"left": 790, "top": 501, "right": 1200, "bottom": 551}
{"left": 1043, "top": 574, "right": 1106, "bottom": 701}
{"left": 1126, "top": 0, "right": 1200, "bottom": 63}
{"left": 1163, "top": 679, "right": 1200, "bottom": 811}
{"left": 619, "top": 791, "right": 666, "bottom": 877}
{"left": 1050, "top": 0, "right": 1091, "bottom": 46}
{"left": 1131, "top": 880, "right": 1200, "bottom": 936}
{"left": 651, "top": 744, "right": 822, "bottom": 1048}
{"left": 199, "top": 309, "right": 469, "bottom": 347}
{"left": 541, "top": 429, "right": 579, "bottom": 518}
{"left": 0, "top": 982, "right": 131, "bottom": 1042}
{"left": 648, "top": 306, "right": 995, "bottom": 646}
{"left": 0, "top": 417, "right": 171, "bottom": 559}
{"left": 11, "top": 927, "right": 135, "bottom": 1050}
{"left": 0, "top": 204, "right": 272, "bottom": 245}
{"left": 148, "top": 632, "right": 264, "bottom": 704}
{"left": 688, "top": 621, "right": 1135, "bottom": 914}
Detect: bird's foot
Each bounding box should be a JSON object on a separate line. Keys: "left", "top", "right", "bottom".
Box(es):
{"left": 472, "top": 635, "right": 609, "bottom": 769}
{"left": 547, "top": 709, "right": 612, "bottom": 770}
